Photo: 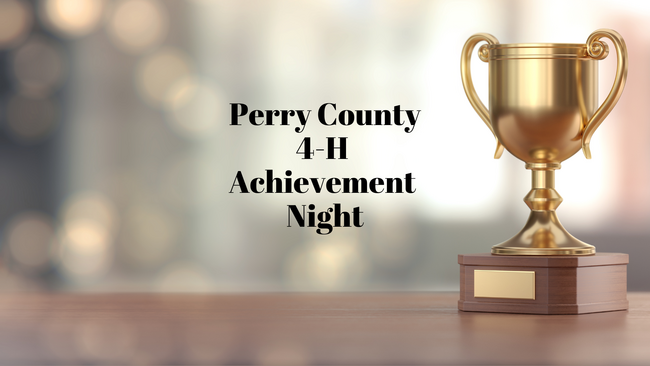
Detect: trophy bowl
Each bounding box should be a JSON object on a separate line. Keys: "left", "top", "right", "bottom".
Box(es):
{"left": 461, "top": 29, "right": 628, "bottom": 255}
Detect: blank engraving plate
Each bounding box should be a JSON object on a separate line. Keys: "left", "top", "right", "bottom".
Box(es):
{"left": 474, "top": 270, "right": 535, "bottom": 299}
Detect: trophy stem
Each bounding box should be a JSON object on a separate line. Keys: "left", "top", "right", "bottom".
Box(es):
{"left": 491, "top": 162, "right": 595, "bottom": 256}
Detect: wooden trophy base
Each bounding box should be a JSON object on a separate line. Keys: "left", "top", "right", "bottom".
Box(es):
{"left": 458, "top": 253, "right": 628, "bottom": 315}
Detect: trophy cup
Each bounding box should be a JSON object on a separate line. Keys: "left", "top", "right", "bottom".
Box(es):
{"left": 457, "top": 29, "right": 629, "bottom": 314}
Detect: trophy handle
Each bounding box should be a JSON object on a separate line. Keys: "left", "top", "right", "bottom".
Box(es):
{"left": 582, "top": 29, "right": 628, "bottom": 159}
{"left": 461, "top": 33, "right": 504, "bottom": 159}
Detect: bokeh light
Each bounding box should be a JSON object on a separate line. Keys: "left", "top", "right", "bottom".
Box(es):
{"left": 57, "top": 192, "right": 118, "bottom": 279}
{"left": 5, "top": 94, "right": 58, "bottom": 143}
{"left": 135, "top": 47, "right": 192, "bottom": 107}
{"left": 12, "top": 36, "right": 66, "bottom": 96}
{"left": 58, "top": 218, "right": 112, "bottom": 278}
{"left": 285, "top": 237, "right": 367, "bottom": 290}
{"left": 40, "top": 0, "right": 104, "bottom": 38}
{"left": 164, "top": 77, "right": 222, "bottom": 139}
{"left": 0, "top": 0, "right": 32, "bottom": 49}
{"left": 107, "top": 0, "right": 168, "bottom": 54}
{"left": 5, "top": 211, "right": 55, "bottom": 272}
{"left": 61, "top": 191, "right": 119, "bottom": 235}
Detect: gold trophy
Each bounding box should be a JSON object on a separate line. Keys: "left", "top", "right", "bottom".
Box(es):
{"left": 458, "top": 30, "right": 629, "bottom": 314}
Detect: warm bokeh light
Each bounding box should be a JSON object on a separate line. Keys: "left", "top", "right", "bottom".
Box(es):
{"left": 5, "top": 94, "right": 58, "bottom": 143}
{"left": 107, "top": 0, "right": 168, "bottom": 54}
{"left": 286, "top": 237, "right": 366, "bottom": 290}
{"left": 135, "top": 47, "right": 192, "bottom": 106}
{"left": 61, "top": 191, "right": 119, "bottom": 235}
{"left": 0, "top": 0, "right": 32, "bottom": 49}
{"left": 57, "top": 192, "right": 118, "bottom": 279}
{"left": 165, "top": 77, "right": 222, "bottom": 139}
{"left": 5, "top": 211, "right": 55, "bottom": 272}
{"left": 12, "top": 36, "right": 65, "bottom": 96}
{"left": 40, "top": 0, "right": 104, "bottom": 38}
{"left": 58, "top": 218, "right": 112, "bottom": 278}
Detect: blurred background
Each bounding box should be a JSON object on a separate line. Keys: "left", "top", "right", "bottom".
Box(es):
{"left": 0, "top": 0, "right": 648, "bottom": 292}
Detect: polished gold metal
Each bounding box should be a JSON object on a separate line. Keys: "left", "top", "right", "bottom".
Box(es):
{"left": 582, "top": 30, "right": 628, "bottom": 159}
{"left": 461, "top": 33, "right": 504, "bottom": 159}
{"left": 474, "top": 270, "right": 535, "bottom": 299}
{"left": 461, "top": 29, "right": 628, "bottom": 256}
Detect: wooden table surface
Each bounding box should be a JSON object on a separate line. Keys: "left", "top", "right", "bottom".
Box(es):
{"left": 0, "top": 292, "right": 649, "bottom": 365}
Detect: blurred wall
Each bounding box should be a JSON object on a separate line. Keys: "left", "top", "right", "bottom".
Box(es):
{"left": 0, "top": 0, "right": 649, "bottom": 292}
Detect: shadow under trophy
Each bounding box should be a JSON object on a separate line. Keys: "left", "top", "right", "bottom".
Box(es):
{"left": 458, "top": 29, "right": 629, "bottom": 314}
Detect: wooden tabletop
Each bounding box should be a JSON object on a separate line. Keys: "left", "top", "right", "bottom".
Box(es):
{"left": 0, "top": 292, "right": 648, "bottom": 365}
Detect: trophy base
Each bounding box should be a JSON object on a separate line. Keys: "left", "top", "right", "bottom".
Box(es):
{"left": 491, "top": 246, "right": 595, "bottom": 256}
{"left": 458, "top": 253, "right": 628, "bottom": 315}
{"left": 490, "top": 211, "right": 596, "bottom": 256}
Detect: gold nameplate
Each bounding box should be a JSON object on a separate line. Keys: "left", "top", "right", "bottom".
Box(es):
{"left": 474, "top": 270, "right": 535, "bottom": 299}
